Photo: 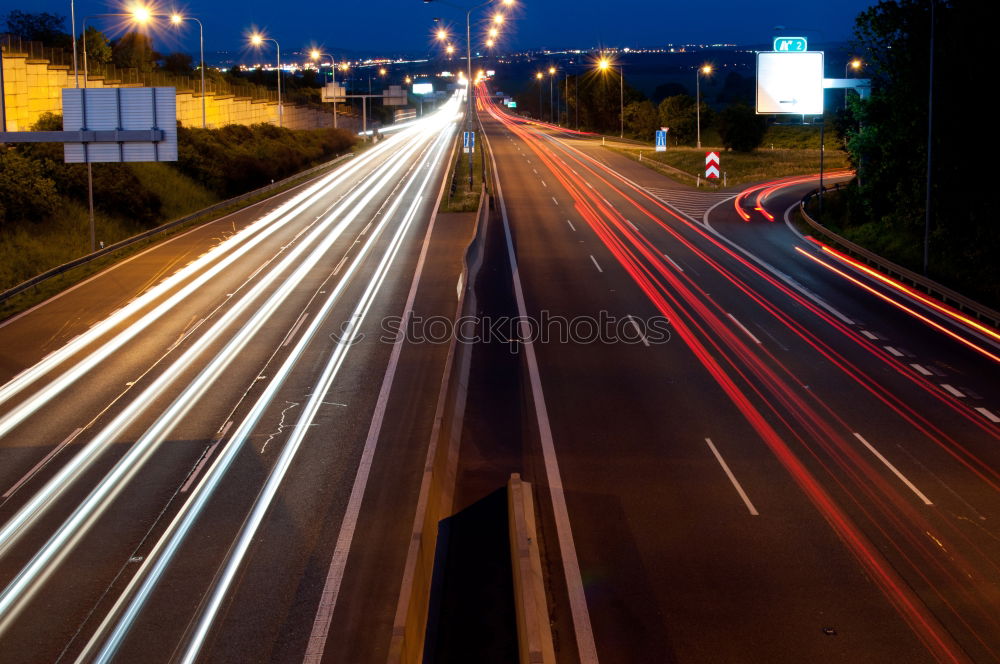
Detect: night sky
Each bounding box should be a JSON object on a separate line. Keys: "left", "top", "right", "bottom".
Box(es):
{"left": 16, "top": 0, "right": 878, "bottom": 57}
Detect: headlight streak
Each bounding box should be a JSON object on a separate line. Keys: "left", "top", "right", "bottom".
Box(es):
{"left": 80, "top": 115, "right": 456, "bottom": 664}
{"left": 0, "top": 122, "right": 429, "bottom": 444}
{"left": 0, "top": 112, "right": 454, "bottom": 632}
{"left": 484, "top": 94, "right": 994, "bottom": 661}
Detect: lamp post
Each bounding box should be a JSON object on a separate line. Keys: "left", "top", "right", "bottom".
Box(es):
{"left": 250, "top": 33, "right": 282, "bottom": 128}
{"left": 696, "top": 64, "right": 712, "bottom": 148}
{"left": 424, "top": 0, "right": 514, "bottom": 188}
{"left": 169, "top": 14, "right": 206, "bottom": 128}
{"left": 310, "top": 50, "right": 338, "bottom": 128}
{"left": 844, "top": 58, "right": 862, "bottom": 110}
{"left": 548, "top": 66, "right": 556, "bottom": 124}
{"left": 597, "top": 56, "right": 623, "bottom": 138}
{"left": 80, "top": 9, "right": 153, "bottom": 254}
{"left": 536, "top": 71, "right": 543, "bottom": 120}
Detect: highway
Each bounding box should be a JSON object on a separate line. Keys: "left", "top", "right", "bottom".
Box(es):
{"left": 0, "top": 94, "right": 466, "bottom": 663}
{"left": 471, "top": 88, "right": 1000, "bottom": 664}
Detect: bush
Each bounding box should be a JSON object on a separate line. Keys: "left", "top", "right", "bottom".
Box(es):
{"left": 717, "top": 104, "right": 766, "bottom": 153}
{"left": 0, "top": 147, "right": 60, "bottom": 226}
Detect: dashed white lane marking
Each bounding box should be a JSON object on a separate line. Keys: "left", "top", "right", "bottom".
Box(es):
{"left": 910, "top": 363, "right": 933, "bottom": 376}
{"left": 662, "top": 253, "right": 684, "bottom": 272}
{"left": 884, "top": 345, "right": 904, "bottom": 357}
{"left": 853, "top": 433, "right": 933, "bottom": 505}
{"left": 541, "top": 180, "right": 548, "bottom": 188}
{"left": 727, "top": 313, "right": 762, "bottom": 345}
{"left": 552, "top": 197, "right": 559, "bottom": 206}
{"left": 941, "top": 384, "right": 965, "bottom": 398}
{"left": 627, "top": 315, "right": 650, "bottom": 347}
{"left": 975, "top": 407, "right": 1000, "bottom": 423}
{"left": 532, "top": 168, "right": 538, "bottom": 174}
{"left": 566, "top": 219, "right": 576, "bottom": 232}
{"left": 861, "top": 330, "right": 879, "bottom": 340}
{"left": 589, "top": 255, "right": 603, "bottom": 273}
{"left": 625, "top": 219, "right": 638, "bottom": 231}
{"left": 281, "top": 312, "right": 310, "bottom": 347}
{"left": 704, "top": 438, "right": 759, "bottom": 516}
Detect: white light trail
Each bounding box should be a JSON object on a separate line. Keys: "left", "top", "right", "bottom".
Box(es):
{"left": 0, "top": 108, "right": 458, "bottom": 633}
{"left": 0, "top": 123, "right": 427, "bottom": 443}
{"left": 79, "top": 108, "right": 457, "bottom": 664}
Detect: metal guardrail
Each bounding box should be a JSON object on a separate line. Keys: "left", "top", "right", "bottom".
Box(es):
{"left": 0, "top": 152, "right": 354, "bottom": 306}
{"left": 799, "top": 192, "right": 1000, "bottom": 331}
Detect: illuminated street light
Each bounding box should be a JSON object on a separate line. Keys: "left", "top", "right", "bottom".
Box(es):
{"left": 446, "top": 44, "right": 456, "bottom": 55}
{"left": 249, "top": 32, "right": 283, "bottom": 127}
{"left": 488, "top": 27, "right": 498, "bottom": 38}
{"left": 165, "top": 12, "right": 207, "bottom": 128}
{"left": 437, "top": 28, "right": 448, "bottom": 40}
{"left": 596, "top": 55, "right": 623, "bottom": 137}
{"left": 486, "top": 38, "right": 494, "bottom": 47}
{"left": 493, "top": 12, "right": 504, "bottom": 24}
{"left": 311, "top": 49, "right": 339, "bottom": 128}
{"left": 696, "top": 63, "right": 712, "bottom": 148}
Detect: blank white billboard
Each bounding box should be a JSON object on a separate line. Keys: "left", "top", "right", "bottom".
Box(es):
{"left": 412, "top": 82, "right": 434, "bottom": 95}
{"left": 756, "top": 51, "right": 824, "bottom": 115}
{"left": 63, "top": 87, "right": 177, "bottom": 162}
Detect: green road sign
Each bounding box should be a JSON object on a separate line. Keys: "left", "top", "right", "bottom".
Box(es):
{"left": 773, "top": 36, "right": 808, "bottom": 52}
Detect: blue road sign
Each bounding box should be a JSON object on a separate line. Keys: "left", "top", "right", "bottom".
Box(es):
{"left": 773, "top": 36, "right": 808, "bottom": 52}
{"left": 655, "top": 130, "right": 667, "bottom": 152}
{"left": 463, "top": 131, "right": 475, "bottom": 153}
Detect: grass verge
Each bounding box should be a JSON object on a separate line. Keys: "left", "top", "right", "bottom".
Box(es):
{"left": 607, "top": 145, "right": 851, "bottom": 188}
{"left": 0, "top": 153, "right": 356, "bottom": 321}
{"left": 440, "top": 131, "right": 484, "bottom": 213}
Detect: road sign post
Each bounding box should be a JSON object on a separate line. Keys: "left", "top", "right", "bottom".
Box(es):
{"left": 705, "top": 151, "right": 720, "bottom": 179}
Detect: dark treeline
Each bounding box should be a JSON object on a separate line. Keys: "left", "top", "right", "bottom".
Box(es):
{"left": 836, "top": 0, "right": 996, "bottom": 303}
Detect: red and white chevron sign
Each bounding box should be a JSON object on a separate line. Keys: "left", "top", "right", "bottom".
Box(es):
{"left": 705, "top": 151, "right": 720, "bottom": 179}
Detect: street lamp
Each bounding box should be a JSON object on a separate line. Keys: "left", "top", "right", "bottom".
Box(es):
{"left": 844, "top": 58, "right": 862, "bottom": 109}
{"left": 696, "top": 64, "right": 712, "bottom": 148}
{"left": 311, "top": 49, "right": 339, "bottom": 128}
{"left": 78, "top": 7, "right": 153, "bottom": 254}
{"left": 250, "top": 32, "right": 282, "bottom": 128}
{"left": 169, "top": 13, "right": 206, "bottom": 128}
{"left": 597, "top": 56, "right": 623, "bottom": 138}
{"left": 548, "top": 66, "right": 556, "bottom": 124}
{"left": 536, "top": 71, "right": 544, "bottom": 121}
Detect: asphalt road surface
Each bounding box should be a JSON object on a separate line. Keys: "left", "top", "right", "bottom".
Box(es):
{"left": 468, "top": 89, "right": 1000, "bottom": 664}
{"left": 0, "top": 95, "right": 471, "bottom": 663}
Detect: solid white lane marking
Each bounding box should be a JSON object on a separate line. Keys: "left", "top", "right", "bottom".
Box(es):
{"left": 2, "top": 428, "right": 84, "bottom": 499}
{"left": 883, "top": 345, "right": 904, "bottom": 357}
{"left": 910, "top": 363, "right": 933, "bottom": 376}
{"left": 727, "top": 313, "right": 761, "bottom": 345}
{"left": 662, "top": 253, "right": 684, "bottom": 272}
{"left": 627, "top": 315, "right": 650, "bottom": 347}
{"left": 941, "top": 384, "right": 964, "bottom": 398}
{"left": 704, "top": 438, "right": 759, "bottom": 516}
{"left": 861, "top": 330, "right": 879, "bottom": 340}
{"left": 975, "top": 407, "right": 1000, "bottom": 423}
{"left": 566, "top": 219, "right": 576, "bottom": 232}
{"left": 489, "top": 131, "right": 600, "bottom": 663}
{"left": 852, "top": 433, "right": 933, "bottom": 505}
{"left": 552, "top": 197, "right": 559, "bottom": 206}
{"left": 590, "top": 255, "right": 603, "bottom": 273}
{"left": 281, "top": 312, "right": 310, "bottom": 347}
